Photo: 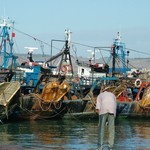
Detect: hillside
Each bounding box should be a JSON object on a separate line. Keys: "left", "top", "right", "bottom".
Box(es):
{"left": 2, "top": 53, "right": 149, "bottom": 70}
{"left": 18, "top": 54, "right": 150, "bottom": 69}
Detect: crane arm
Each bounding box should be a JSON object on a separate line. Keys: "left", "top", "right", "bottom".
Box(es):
{"left": 45, "top": 50, "right": 65, "bottom": 63}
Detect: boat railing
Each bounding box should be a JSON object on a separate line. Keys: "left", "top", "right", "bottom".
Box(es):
{"left": 11, "top": 69, "right": 25, "bottom": 83}
{"left": 77, "top": 61, "right": 90, "bottom": 67}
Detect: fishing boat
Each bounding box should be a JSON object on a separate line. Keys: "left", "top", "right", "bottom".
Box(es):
{"left": 13, "top": 30, "right": 87, "bottom": 120}
{"left": 62, "top": 32, "right": 150, "bottom": 119}
{"left": 88, "top": 77, "right": 149, "bottom": 118}
{"left": 17, "top": 80, "right": 70, "bottom": 120}
{"left": 99, "top": 33, "right": 150, "bottom": 118}
{"left": 16, "top": 28, "right": 150, "bottom": 120}
{"left": 0, "top": 18, "right": 22, "bottom": 123}
{"left": 1, "top": 16, "right": 149, "bottom": 122}
{"left": 114, "top": 80, "right": 150, "bottom": 118}
{"left": 64, "top": 77, "right": 150, "bottom": 119}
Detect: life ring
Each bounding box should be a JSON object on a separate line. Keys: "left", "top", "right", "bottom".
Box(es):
{"left": 134, "top": 79, "right": 142, "bottom": 88}
{"left": 60, "top": 65, "right": 67, "bottom": 72}
{"left": 60, "top": 65, "right": 72, "bottom": 72}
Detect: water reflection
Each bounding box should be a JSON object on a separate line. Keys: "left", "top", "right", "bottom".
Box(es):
{"left": 115, "top": 119, "right": 150, "bottom": 150}
{"left": 0, "top": 118, "right": 149, "bottom": 150}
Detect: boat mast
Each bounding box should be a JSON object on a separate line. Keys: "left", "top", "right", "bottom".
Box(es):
{"left": 112, "top": 44, "right": 116, "bottom": 77}
{"left": 59, "top": 29, "right": 74, "bottom": 76}
{"left": 108, "top": 32, "right": 127, "bottom": 76}
{"left": 46, "top": 29, "right": 74, "bottom": 77}
{"left": 0, "top": 18, "right": 17, "bottom": 69}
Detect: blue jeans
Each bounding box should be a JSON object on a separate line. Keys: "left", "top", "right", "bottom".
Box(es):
{"left": 97, "top": 113, "right": 115, "bottom": 149}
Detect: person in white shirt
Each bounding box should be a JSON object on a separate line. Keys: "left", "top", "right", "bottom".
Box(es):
{"left": 96, "top": 90, "right": 117, "bottom": 150}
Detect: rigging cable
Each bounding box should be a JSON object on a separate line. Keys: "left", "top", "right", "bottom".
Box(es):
{"left": 97, "top": 48, "right": 107, "bottom": 64}
{"left": 11, "top": 27, "right": 66, "bottom": 64}
{"left": 13, "top": 27, "right": 65, "bottom": 52}
{"left": 72, "top": 44, "right": 78, "bottom": 61}
{"left": 115, "top": 56, "right": 137, "bottom": 70}
{"left": 126, "top": 48, "right": 150, "bottom": 56}
{"left": 72, "top": 41, "right": 150, "bottom": 57}
{"left": 71, "top": 41, "right": 111, "bottom": 52}
{"left": 10, "top": 28, "right": 150, "bottom": 60}
{"left": 12, "top": 27, "right": 51, "bottom": 47}
{"left": 71, "top": 41, "right": 94, "bottom": 49}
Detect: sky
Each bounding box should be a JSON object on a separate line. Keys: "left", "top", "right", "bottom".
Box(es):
{"left": 1, "top": 0, "right": 150, "bottom": 59}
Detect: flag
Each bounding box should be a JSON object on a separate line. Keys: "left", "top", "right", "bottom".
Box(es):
{"left": 12, "top": 32, "right": 15, "bottom": 37}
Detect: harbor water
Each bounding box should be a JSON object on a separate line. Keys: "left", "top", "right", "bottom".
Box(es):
{"left": 0, "top": 118, "right": 149, "bottom": 150}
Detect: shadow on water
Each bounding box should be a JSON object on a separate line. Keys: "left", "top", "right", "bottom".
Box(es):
{"left": 0, "top": 118, "right": 149, "bottom": 150}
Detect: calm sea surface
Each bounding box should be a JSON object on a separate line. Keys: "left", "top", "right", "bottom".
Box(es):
{"left": 0, "top": 118, "right": 149, "bottom": 150}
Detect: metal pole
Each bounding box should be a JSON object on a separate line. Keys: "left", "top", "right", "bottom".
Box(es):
{"left": 112, "top": 45, "right": 116, "bottom": 77}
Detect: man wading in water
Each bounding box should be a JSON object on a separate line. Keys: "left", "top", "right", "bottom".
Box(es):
{"left": 96, "top": 90, "right": 117, "bottom": 150}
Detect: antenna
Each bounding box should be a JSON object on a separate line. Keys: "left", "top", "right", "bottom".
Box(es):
{"left": 0, "top": 17, "right": 15, "bottom": 28}
{"left": 65, "top": 29, "right": 72, "bottom": 48}
{"left": 116, "top": 32, "right": 121, "bottom": 43}
{"left": 24, "top": 47, "right": 38, "bottom": 53}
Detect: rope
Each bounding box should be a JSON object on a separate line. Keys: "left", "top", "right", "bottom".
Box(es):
{"left": 53, "top": 100, "right": 62, "bottom": 110}
{"left": 28, "top": 93, "right": 64, "bottom": 112}
{"left": 17, "top": 104, "right": 47, "bottom": 120}
{"left": 65, "top": 104, "right": 82, "bottom": 121}
{"left": 5, "top": 106, "right": 8, "bottom": 119}
{"left": 32, "top": 93, "right": 53, "bottom": 111}
{"left": 0, "top": 104, "right": 18, "bottom": 123}
{"left": 18, "top": 102, "right": 67, "bottom": 120}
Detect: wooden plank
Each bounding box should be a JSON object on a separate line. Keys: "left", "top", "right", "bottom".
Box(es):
{"left": 0, "top": 81, "right": 20, "bottom": 106}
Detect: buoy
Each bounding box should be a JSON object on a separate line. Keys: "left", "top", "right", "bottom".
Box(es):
{"left": 134, "top": 79, "right": 142, "bottom": 88}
